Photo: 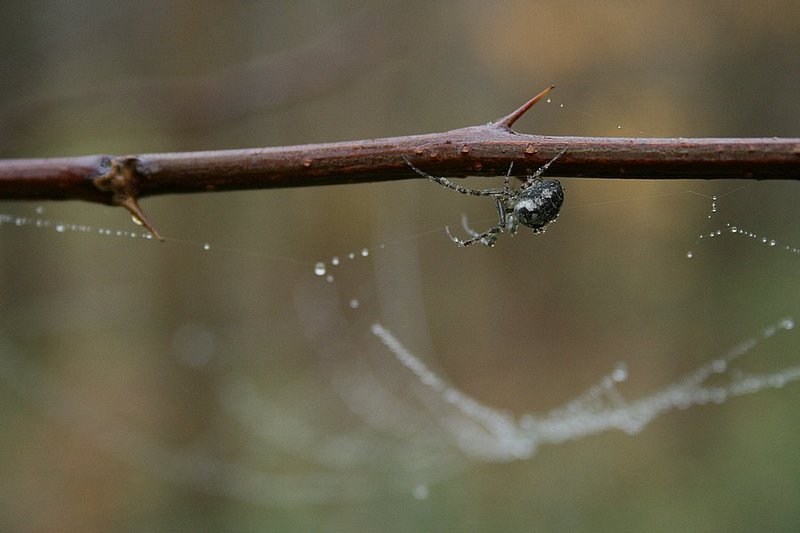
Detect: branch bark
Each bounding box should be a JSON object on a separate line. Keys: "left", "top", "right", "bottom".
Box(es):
{"left": 1, "top": 87, "right": 798, "bottom": 239}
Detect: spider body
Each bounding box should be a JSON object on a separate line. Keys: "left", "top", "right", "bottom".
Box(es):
{"left": 405, "top": 148, "right": 566, "bottom": 247}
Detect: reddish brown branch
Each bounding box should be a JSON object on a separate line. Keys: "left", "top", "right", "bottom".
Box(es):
{"left": 1, "top": 88, "right": 798, "bottom": 239}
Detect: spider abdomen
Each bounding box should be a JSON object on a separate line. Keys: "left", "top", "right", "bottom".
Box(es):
{"left": 514, "top": 179, "right": 564, "bottom": 232}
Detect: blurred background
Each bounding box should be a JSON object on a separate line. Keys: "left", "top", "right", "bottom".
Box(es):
{"left": 1, "top": 1, "right": 800, "bottom": 531}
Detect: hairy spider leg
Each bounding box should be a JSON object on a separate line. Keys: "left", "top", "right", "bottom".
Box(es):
{"left": 456, "top": 215, "right": 485, "bottom": 242}
{"left": 448, "top": 223, "right": 504, "bottom": 247}
{"left": 448, "top": 197, "right": 509, "bottom": 247}
{"left": 404, "top": 156, "right": 508, "bottom": 197}
{"left": 503, "top": 161, "right": 514, "bottom": 193}
{"left": 524, "top": 147, "right": 568, "bottom": 187}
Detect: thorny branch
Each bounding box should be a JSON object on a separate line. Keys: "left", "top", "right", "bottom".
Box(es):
{"left": 0, "top": 86, "right": 798, "bottom": 239}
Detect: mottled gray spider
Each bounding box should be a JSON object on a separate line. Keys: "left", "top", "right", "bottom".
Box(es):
{"left": 405, "top": 148, "right": 566, "bottom": 247}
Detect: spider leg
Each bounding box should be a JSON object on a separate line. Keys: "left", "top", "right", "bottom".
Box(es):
{"left": 403, "top": 156, "right": 507, "bottom": 197}
{"left": 457, "top": 213, "right": 499, "bottom": 247}
{"left": 480, "top": 198, "right": 508, "bottom": 246}
{"left": 525, "top": 147, "right": 567, "bottom": 186}
{"left": 447, "top": 224, "right": 504, "bottom": 247}
{"left": 503, "top": 161, "right": 514, "bottom": 193}
{"left": 447, "top": 198, "right": 508, "bottom": 247}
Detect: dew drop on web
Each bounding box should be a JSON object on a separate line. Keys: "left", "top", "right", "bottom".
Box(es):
{"left": 612, "top": 362, "right": 628, "bottom": 382}
{"left": 412, "top": 484, "right": 429, "bottom": 500}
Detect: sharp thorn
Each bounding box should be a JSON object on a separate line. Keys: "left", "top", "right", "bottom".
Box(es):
{"left": 494, "top": 85, "right": 556, "bottom": 129}
{"left": 119, "top": 196, "right": 163, "bottom": 241}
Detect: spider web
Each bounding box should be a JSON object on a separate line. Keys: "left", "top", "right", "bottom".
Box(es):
{"left": 1, "top": 176, "right": 799, "bottom": 514}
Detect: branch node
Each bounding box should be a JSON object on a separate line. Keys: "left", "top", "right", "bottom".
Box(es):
{"left": 493, "top": 85, "right": 555, "bottom": 130}
{"left": 93, "top": 157, "right": 163, "bottom": 241}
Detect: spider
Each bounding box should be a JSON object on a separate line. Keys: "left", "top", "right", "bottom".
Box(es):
{"left": 404, "top": 148, "right": 566, "bottom": 247}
